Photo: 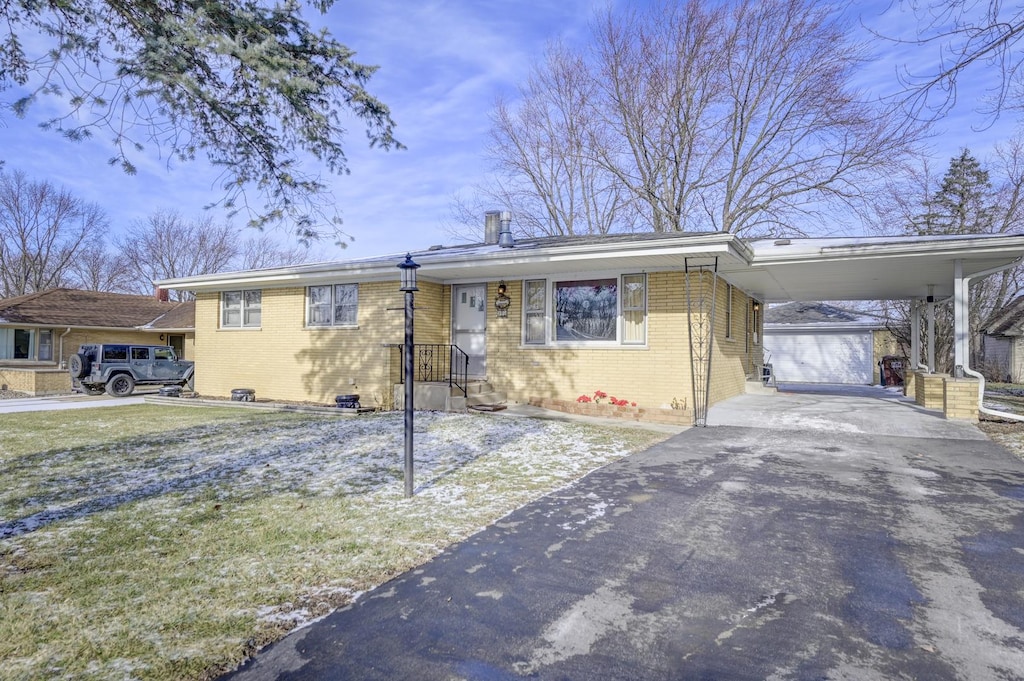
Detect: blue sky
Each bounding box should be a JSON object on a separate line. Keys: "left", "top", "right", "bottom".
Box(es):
{"left": 0, "top": 0, "right": 1020, "bottom": 261}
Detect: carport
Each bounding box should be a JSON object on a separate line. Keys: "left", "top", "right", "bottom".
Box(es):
{"left": 722, "top": 234, "right": 1024, "bottom": 420}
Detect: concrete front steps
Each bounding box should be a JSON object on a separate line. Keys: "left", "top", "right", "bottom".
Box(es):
{"left": 399, "top": 380, "right": 507, "bottom": 412}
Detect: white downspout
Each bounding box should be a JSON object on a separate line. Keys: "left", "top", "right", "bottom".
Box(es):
{"left": 957, "top": 256, "right": 1024, "bottom": 422}
{"left": 58, "top": 327, "right": 72, "bottom": 367}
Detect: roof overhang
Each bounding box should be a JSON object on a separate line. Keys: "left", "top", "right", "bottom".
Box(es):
{"left": 155, "top": 232, "right": 1024, "bottom": 303}
{"left": 729, "top": 234, "right": 1024, "bottom": 302}
{"left": 155, "top": 233, "right": 752, "bottom": 291}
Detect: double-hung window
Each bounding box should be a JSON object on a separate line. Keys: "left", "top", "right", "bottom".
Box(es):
{"left": 307, "top": 284, "right": 358, "bottom": 327}
{"left": 222, "top": 290, "right": 262, "bottom": 328}
{"left": 522, "top": 273, "right": 647, "bottom": 346}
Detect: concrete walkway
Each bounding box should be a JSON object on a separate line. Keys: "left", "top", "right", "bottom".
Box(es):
{"left": 0, "top": 392, "right": 147, "bottom": 413}
{"left": 222, "top": 385, "right": 1024, "bottom": 681}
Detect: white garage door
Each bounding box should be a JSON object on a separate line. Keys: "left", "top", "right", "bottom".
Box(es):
{"left": 764, "top": 330, "right": 875, "bottom": 384}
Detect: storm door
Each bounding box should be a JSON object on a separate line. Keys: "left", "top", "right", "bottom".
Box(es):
{"left": 452, "top": 283, "right": 487, "bottom": 377}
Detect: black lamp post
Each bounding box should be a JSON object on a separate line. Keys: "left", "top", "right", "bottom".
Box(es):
{"left": 398, "top": 253, "right": 420, "bottom": 498}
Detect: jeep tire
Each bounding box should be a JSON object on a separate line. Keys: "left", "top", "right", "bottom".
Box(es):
{"left": 105, "top": 374, "right": 136, "bottom": 397}
{"left": 69, "top": 353, "right": 89, "bottom": 379}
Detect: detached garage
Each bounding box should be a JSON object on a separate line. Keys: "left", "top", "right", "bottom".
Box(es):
{"left": 764, "top": 302, "right": 889, "bottom": 385}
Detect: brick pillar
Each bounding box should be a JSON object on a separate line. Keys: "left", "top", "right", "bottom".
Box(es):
{"left": 904, "top": 370, "right": 917, "bottom": 399}
{"left": 916, "top": 373, "right": 948, "bottom": 410}
{"left": 943, "top": 377, "right": 980, "bottom": 421}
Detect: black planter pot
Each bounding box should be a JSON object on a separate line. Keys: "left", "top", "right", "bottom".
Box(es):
{"left": 335, "top": 394, "right": 360, "bottom": 409}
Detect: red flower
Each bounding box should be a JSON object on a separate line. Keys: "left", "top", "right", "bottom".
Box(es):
{"left": 576, "top": 395, "right": 592, "bottom": 403}
{"left": 594, "top": 390, "right": 607, "bottom": 398}
{"left": 631, "top": 402, "right": 637, "bottom": 407}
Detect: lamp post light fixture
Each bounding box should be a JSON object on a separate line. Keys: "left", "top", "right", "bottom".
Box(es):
{"left": 397, "top": 253, "right": 420, "bottom": 498}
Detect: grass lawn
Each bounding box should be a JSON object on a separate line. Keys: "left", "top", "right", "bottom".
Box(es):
{"left": 0, "top": 405, "right": 667, "bottom": 680}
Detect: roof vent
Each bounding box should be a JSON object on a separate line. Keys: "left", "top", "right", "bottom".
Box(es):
{"left": 774, "top": 238, "right": 791, "bottom": 246}
{"left": 428, "top": 244, "right": 444, "bottom": 251}
{"left": 498, "top": 211, "right": 514, "bottom": 248}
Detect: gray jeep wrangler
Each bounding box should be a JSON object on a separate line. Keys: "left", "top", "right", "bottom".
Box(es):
{"left": 70, "top": 344, "right": 195, "bottom": 397}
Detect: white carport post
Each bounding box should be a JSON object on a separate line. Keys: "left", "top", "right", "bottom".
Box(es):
{"left": 927, "top": 295, "right": 936, "bottom": 373}
{"left": 953, "top": 259, "right": 968, "bottom": 377}
{"left": 910, "top": 301, "right": 922, "bottom": 371}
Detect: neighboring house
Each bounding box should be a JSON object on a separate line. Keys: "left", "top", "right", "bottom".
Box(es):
{"left": 0, "top": 288, "right": 194, "bottom": 395}
{"left": 157, "top": 226, "right": 1024, "bottom": 423}
{"left": 982, "top": 296, "right": 1024, "bottom": 383}
{"left": 764, "top": 302, "right": 896, "bottom": 385}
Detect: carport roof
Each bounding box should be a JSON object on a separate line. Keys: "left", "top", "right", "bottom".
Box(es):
{"left": 728, "top": 233, "right": 1024, "bottom": 302}
{"left": 156, "top": 231, "right": 1024, "bottom": 303}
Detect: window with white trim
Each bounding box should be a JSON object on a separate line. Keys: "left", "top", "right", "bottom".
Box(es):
{"left": 524, "top": 279, "right": 547, "bottom": 344}
{"left": 521, "top": 273, "right": 647, "bottom": 346}
{"left": 222, "top": 290, "right": 262, "bottom": 328}
{"left": 622, "top": 274, "right": 647, "bottom": 344}
{"left": 0, "top": 327, "right": 53, "bottom": 360}
{"left": 307, "top": 284, "right": 358, "bottom": 327}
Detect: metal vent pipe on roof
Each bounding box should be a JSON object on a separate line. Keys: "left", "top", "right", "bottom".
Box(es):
{"left": 498, "top": 210, "right": 514, "bottom": 248}
{"left": 484, "top": 211, "right": 502, "bottom": 245}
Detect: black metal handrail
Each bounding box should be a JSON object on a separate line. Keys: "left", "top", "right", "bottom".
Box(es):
{"left": 388, "top": 344, "right": 469, "bottom": 398}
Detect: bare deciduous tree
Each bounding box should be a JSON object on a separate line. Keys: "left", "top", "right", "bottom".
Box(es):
{"left": 66, "top": 241, "right": 134, "bottom": 292}
{"left": 467, "top": 0, "right": 919, "bottom": 238}
{"left": 485, "top": 42, "right": 638, "bottom": 237}
{"left": 0, "top": 169, "right": 107, "bottom": 297}
{"left": 239, "top": 234, "right": 311, "bottom": 271}
{"left": 116, "top": 211, "right": 240, "bottom": 301}
{"left": 886, "top": 1, "right": 1024, "bottom": 121}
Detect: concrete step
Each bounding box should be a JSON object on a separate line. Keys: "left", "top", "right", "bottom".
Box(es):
{"left": 745, "top": 380, "right": 777, "bottom": 395}
{"left": 463, "top": 381, "right": 492, "bottom": 396}
{"left": 466, "top": 391, "right": 507, "bottom": 408}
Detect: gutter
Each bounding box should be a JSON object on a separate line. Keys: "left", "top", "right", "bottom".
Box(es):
{"left": 58, "top": 327, "right": 71, "bottom": 367}
{"left": 959, "top": 257, "right": 1024, "bottom": 422}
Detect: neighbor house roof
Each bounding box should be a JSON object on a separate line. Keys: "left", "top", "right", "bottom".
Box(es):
{"left": 0, "top": 289, "right": 195, "bottom": 330}
{"left": 155, "top": 231, "right": 1024, "bottom": 304}
{"left": 765, "top": 302, "right": 885, "bottom": 329}
{"left": 983, "top": 296, "right": 1024, "bottom": 336}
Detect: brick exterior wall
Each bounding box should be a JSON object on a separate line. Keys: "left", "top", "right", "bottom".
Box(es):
{"left": 0, "top": 367, "right": 70, "bottom": 395}
{"left": 491, "top": 273, "right": 760, "bottom": 413}
{"left": 194, "top": 282, "right": 446, "bottom": 408}
{"left": 192, "top": 273, "right": 762, "bottom": 415}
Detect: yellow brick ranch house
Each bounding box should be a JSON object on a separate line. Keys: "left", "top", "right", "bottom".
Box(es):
{"left": 157, "top": 223, "right": 1024, "bottom": 424}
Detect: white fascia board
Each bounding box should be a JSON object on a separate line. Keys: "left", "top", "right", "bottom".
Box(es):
{"left": 157, "top": 233, "right": 749, "bottom": 291}
{"left": 764, "top": 321, "right": 883, "bottom": 332}
{"left": 751, "top": 234, "right": 1024, "bottom": 265}
{"left": 0, "top": 323, "right": 166, "bottom": 332}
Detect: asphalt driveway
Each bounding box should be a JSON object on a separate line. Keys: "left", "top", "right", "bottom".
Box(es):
{"left": 223, "top": 386, "right": 1024, "bottom": 680}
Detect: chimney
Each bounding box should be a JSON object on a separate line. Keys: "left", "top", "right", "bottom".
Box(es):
{"left": 155, "top": 287, "right": 169, "bottom": 302}
{"left": 484, "top": 211, "right": 501, "bottom": 244}
{"left": 498, "top": 210, "right": 514, "bottom": 248}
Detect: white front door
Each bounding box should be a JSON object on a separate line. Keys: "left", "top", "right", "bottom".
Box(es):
{"left": 452, "top": 283, "right": 487, "bottom": 377}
